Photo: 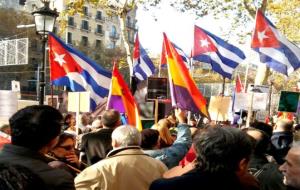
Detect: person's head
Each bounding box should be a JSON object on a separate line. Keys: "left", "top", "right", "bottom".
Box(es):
{"left": 279, "top": 142, "right": 300, "bottom": 189}
{"left": 111, "top": 125, "right": 141, "bottom": 148}
{"left": 102, "top": 109, "right": 121, "bottom": 129}
{"left": 9, "top": 105, "right": 63, "bottom": 152}
{"left": 152, "top": 119, "right": 174, "bottom": 147}
{"left": 0, "top": 163, "right": 46, "bottom": 190}
{"left": 194, "top": 127, "right": 252, "bottom": 174}
{"left": 141, "top": 128, "right": 159, "bottom": 149}
{"left": 51, "top": 132, "right": 76, "bottom": 159}
{"left": 274, "top": 119, "right": 294, "bottom": 132}
{"left": 80, "top": 113, "right": 92, "bottom": 126}
{"left": 64, "top": 113, "right": 76, "bottom": 128}
{"left": 245, "top": 121, "right": 273, "bottom": 154}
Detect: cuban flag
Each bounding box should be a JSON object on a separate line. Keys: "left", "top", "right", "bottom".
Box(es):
{"left": 251, "top": 10, "right": 300, "bottom": 75}
{"left": 192, "top": 25, "right": 246, "bottom": 79}
{"left": 48, "top": 33, "right": 112, "bottom": 111}
{"left": 132, "top": 33, "right": 155, "bottom": 81}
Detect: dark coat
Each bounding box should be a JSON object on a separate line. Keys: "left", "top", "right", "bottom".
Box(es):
{"left": 249, "top": 154, "right": 286, "bottom": 190}
{"left": 150, "top": 168, "right": 244, "bottom": 190}
{"left": 271, "top": 131, "right": 293, "bottom": 164}
{"left": 80, "top": 128, "right": 114, "bottom": 165}
{"left": 0, "top": 144, "right": 75, "bottom": 190}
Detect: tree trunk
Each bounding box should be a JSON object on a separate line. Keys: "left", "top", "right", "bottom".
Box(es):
{"left": 118, "top": 13, "right": 133, "bottom": 83}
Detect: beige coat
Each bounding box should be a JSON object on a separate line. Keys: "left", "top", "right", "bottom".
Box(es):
{"left": 75, "top": 146, "right": 167, "bottom": 190}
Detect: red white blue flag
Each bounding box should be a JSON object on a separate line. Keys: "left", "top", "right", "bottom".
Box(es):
{"left": 192, "top": 25, "right": 246, "bottom": 79}
{"left": 251, "top": 10, "right": 300, "bottom": 75}
{"left": 48, "top": 33, "right": 112, "bottom": 111}
{"left": 132, "top": 33, "right": 155, "bottom": 81}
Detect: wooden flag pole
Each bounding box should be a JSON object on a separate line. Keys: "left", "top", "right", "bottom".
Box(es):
{"left": 154, "top": 99, "right": 159, "bottom": 124}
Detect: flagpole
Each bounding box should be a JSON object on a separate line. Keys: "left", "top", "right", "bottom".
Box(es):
{"left": 244, "top": 62, "right": 249, "bottom": 92}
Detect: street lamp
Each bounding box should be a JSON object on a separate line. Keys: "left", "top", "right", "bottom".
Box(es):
{"left": 32, "top": 0, "right": 58, "bottom": 105}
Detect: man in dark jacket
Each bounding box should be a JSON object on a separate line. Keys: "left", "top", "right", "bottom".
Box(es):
{"left": 271, "top": 119, "right": 294, "bottom": 164}
{"left": 0, "top": 105, "right": 74, "bottom": 190}
{"left": 80, "top": 109, "right": 121, "bottom": 165}
{"left": 246, "top": 122, "right": 286, "bottom": 190}
{"left": 150, "top": 127, "right": 253, "bottom": 190}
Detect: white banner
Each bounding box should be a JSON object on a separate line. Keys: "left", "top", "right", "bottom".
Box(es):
{"left": 0, "top": 90, "right": 18, "bottom": 117}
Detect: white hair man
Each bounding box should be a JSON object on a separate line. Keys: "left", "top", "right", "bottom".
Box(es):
{"left": 280, "top": 142, "right": 300, "bottom": 189}
{"left": 75, "top": 125, "right": 167, "bottom": 190}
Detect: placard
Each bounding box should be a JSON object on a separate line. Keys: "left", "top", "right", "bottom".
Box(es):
{"left": 68, "top": 92, "right": 90, "bottom": 112}
{"left": 208, "top": 96, "right": 231, "bottom": 121}
{"left": 0, "top": 91, "right": 18, "bottom": 117}
{"left": 147, "top": 77, "right": 168, "bottom": 100}
{"left": 234, "top": 92, "right": 268, "bottom": 111}
{"left": 278, "top": 91, "right": 300, "bottom": 113}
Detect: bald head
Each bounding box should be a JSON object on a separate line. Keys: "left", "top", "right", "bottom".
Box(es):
{"left": 275, "top": 119, "right": 294, "bottom": 132}
{"left": 102, "top": 109, "right": 121, "bottom": 128}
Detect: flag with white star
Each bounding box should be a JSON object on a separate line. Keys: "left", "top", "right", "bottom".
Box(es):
{"left": 48, "top": 33, "right": 112, "bottom": 111}
{"left": 251, "top": 10, "right": 300, "bottom": 76}
{"left": 192, "top": 25, "right": 246, "bottom": 79}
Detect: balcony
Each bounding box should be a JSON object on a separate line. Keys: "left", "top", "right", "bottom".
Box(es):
{"left": 126, "top": 21, "right": 136, "bottom": 30}
{"left": 95, "top": 30, "right": 104, "bottom": 36}
{"left": 109, "top": 32, "right": 120, "bottom": 40}
{"left": 80, "top": 26, "right": 91, "bottom": 33}
{"left": 95, "top": 16, "right": 105, "bottom": 23}
{"left": 83, "top": 12, "right": 92, "bottom": 19}
{"left": 67, "top": 23, "right": 77, "bottom": 29}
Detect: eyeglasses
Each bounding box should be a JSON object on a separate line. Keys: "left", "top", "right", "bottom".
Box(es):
{"left": 58, "top": 145, "right": 74, "bottom": 151}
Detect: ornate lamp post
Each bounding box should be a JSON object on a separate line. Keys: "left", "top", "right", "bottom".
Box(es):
{"left": 32, "top": 0, "right": 58, "bottom": 105}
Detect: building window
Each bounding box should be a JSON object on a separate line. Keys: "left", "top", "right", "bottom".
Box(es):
{"left": 127, "top": 16, "right": 131, "bottom": 26}
{"left": 109, "top": 41, "right": 116, "bottom": 49}
{"left": 81, "top": 20, "right": 89, "bottom": 30}
{"left": 95, "top": 40, "right": 102, "bottom": 48}
{"left": 111, "top": 25, "right": 117, "bottom": 36}
{"left": 96, "top": 11, "right": 102, "bottom": 20}
{"left": 83, "top": 6, "right": 88, "bottom": 16}
{"left": 67, "top": 32, "right": 72, "bottom": 44}
{"left": 81, "top": 36, "right": 88, "bottom": 46}
{"left": 68, "top": 17, "right": 74, "bottom": 26}
{"left": 96, "top": 25, "right": 103, "bottom": 34}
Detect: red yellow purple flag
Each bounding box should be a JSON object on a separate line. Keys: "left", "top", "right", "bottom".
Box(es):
{"left": 163, "top": 33, "right": 209, "bottom": 118}
{"left": 106, "top": 62, "right": 143, "bottom": 131}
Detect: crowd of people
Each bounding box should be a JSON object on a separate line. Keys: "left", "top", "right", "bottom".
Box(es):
{"left": 0, "top": 105, "right": 299, "bottom": 190}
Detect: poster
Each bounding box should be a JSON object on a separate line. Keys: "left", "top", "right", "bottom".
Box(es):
{"left": 0, "top": 91, "right": 18, "bottom": 117}
{"left": 278, "top": 91, "right": 300, "bottom": 113}
{"left": 208, "top": 96, "right": 231, "bottom": 121}
{"left": 68, "top": 92, "right": 90, "bottom": 112}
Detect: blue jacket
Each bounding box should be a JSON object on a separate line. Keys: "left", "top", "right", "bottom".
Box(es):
{"left": 143, "top": 123, "right": 192, "bottom": 168}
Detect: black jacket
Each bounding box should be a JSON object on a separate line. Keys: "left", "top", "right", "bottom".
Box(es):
{"left": 0, "top": 144, "right": 75, "bottom": 190}
{"left": 249, "top": 154, "right": 286, "bottom": 190}
{"left": 80, "top": 128, "right": 114, "bottom": 165}
{"left": 150, "top": 168, "right": 244, "bottom": 190}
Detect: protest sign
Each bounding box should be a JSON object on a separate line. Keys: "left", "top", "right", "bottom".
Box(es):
{"left": 278, "top": 91, "right": 300, "bottom": 113}
{"left": 209, "top": 96, "right": 231, "bottom": 121}
{"left": 68, "top": 92, "right": 90, "bottom": 113}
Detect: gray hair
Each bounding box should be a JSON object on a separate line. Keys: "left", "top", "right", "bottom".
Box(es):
{"left": 111, "top": 125, "right": 141, "bottom": 147}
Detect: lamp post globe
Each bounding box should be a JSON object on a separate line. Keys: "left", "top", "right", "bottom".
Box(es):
{"left": 32, "top": 0, "right": 58, "bottom": 105}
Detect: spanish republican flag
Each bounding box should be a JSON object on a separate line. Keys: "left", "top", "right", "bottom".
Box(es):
{"left": 106, "top": 63, "right": 143, "bottom": 131}
{"left": 163, "top": 33, "right": 209, "bottom": 118}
